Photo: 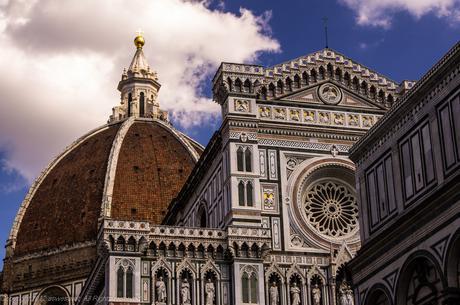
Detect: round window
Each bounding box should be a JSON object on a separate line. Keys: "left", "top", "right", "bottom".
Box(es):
{"left": 303, "top": 180, "right": 358, "bottom": 238}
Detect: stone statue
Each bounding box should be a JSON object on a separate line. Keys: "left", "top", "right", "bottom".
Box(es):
{"left": 269, "top": 282, "right": 279, "bottom": 305}
{"left": 156, "top": 276, "right": 167, "bottom": 304}
{"left": 290, "top": 282, "right": 301, "bottom": 305}
{"left": 339, "top": 283, "right": 354, "bottom": 305}
{"left": 346, "top": 289, "right": 354, "bottom": 305}
{"left": 312, "top": 284, "right": 321, "bottom": 305}
{"left": 339, "top": 289, "right": 348, "bottom": 305}
{"left": 205, "top": 278, "right": 215, "bottom": 305}
{"left": 181, "top": 278, "right": 191, "bottom": 305}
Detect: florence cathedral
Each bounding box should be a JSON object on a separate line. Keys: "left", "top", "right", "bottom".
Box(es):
{"left": 1, "top": 32, "right": 459, "bottom": 305}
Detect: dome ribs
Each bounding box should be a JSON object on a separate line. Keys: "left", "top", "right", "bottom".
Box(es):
{"left": 14, "top": 125, "right": 120, "bottom": 256}
{"left": 110, "top": 122, "right": 196, "bottom": 224}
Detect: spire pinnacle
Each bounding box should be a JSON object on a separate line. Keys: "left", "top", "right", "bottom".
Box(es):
{"left": 134, "top": 29, "right": 145, "bottom": 49}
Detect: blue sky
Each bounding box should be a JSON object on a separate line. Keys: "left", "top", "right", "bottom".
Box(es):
{"left": 0, "top": 0, "right": 458, "bottom": 264}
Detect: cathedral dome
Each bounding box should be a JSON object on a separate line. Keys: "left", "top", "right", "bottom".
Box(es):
{"left": 10, "top": 118, "right": 203, "bottom": 257}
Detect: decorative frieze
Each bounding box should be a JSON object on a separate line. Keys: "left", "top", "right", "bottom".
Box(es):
{"left": 258, "top": 104, "right": 381, "bottom": 129}
{"left": 260, "top": 139, "right": 351, "bottom": 153}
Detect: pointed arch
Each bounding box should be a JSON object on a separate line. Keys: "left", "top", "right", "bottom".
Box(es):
{"left": 227, "top": 77, "right": 233, "bottom": 92}
{"left": 276, "top": 79, "right": 284, "bottom": 95}
{"left": 234, "top": 78, "right": 243, "bottom": 93}
{"left": 127, "top": 236, "right": 136, "bottom": 252}
{"left": 260, "top": 86, "right": 268, "bottom": 100}
{"left": 139, "top": 92, "right": 145, "bottom": 117}
{"left": 327, "top": 63, "right": 334, "bottom": 78}
{"left": 310, "top": 69, "right": 317, "bottom": 82}
{"left": 268, "top": 83, "right": 276, "bottom": 98}
{"left": 126, "top": 266, "right": 134, "bottom": 298}
{"left": 237, "top": 147, "right": 244, "bottom": 171}
{"left": 246, "top": 181, "right": 253, "bottom": 207}
{"left": 369, "top": 85, "right": 377, "bottom": 100}
{"left": 302, "top": 71, "right": 309, "bottom": 86}
{"left": 318, "top": 66, "right": 326, "bottom": 80}
{"left": 127, "top": 92, "right": 132, "bottom": 117}
{"left": 361, "top": 81, "right": 368, "bottom": 96}
{"left": 238, "top": 181, "right": 245, "bottom": 206}
{"left": 335, "top": 67, "right": 343, "bottom": 82}
{"left": 352, "top": 76, "right": 359, "bottom": 90}
{"left": 286, "top": 77, "right": 293, "bottom": 92}
{"left": 293, "top": 74, "right": 300, "bottom": 89}
{"left": 344, "top": 72, "right": 351, "bottom": 87}
{"left": 117, "top": 265, "right": 125, "bottom": 297}
{"left": 243, "top": 79, "right": 252, "bottom": 93}
{"left": 387, "top": 94, "right": 394, "bottom": 106}
{"left": 116, "top": 236, "right": 125, "bottom": 251}
{"left": 244, "top": 148, "right": 252, "bottom": 172}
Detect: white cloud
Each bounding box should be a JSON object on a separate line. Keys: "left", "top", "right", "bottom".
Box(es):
{"left": 0, "top": 0, "right": 280, "bottom": 183}
{"left": 340, "top": 0, "right": 460, "bottom": 28}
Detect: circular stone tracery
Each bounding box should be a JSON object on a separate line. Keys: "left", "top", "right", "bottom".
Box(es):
{"left": 318, "top": 83, "right": 342, "bottom": 105}
{"left": 304, "top": 180, "right": 358, "bottom": 238}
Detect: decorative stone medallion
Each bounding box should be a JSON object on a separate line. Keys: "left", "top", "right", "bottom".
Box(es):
{"left": 318, "top": 83, "right": 342, "bottom": 105}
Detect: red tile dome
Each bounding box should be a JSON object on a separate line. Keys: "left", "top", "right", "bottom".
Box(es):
{"left": 10, "top": 118, "right": 202, "bottom": 257}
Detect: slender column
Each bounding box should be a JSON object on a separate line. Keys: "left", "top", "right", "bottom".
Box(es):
{"left": 286, "top": 281, "right": 291, "bottom": 305}
{"left": 324, "top": 284, "right": 330, "bottom": 305}
{"left": 329, "top": 282, "right": 336, "bottom": 305}
{"left": 280, "top": 281, "right": 286, "bottom": 305}
{"left": 306, "top": 280, "right": 311, "bottom": 305}
{"left": 301, "top": 282, "right": 308, "bottom": 305}
{"left": 265, "top": 280, "right": 270, "bottom": 305}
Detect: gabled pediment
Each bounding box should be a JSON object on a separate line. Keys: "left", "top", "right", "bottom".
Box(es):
{"left": 213, "top": 48, "right": 410, "bottom": 107}
{"left": 281, "top": 81, "right": 385, "bottom": 111}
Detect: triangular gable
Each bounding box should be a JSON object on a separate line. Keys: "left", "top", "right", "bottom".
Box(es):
{"left": 282, "top": 81, "right": 384, "bottom": 110}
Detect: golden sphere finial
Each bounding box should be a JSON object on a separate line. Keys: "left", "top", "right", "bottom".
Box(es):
{"left": 134, "top": 29, "right": 145, "bottom": 49}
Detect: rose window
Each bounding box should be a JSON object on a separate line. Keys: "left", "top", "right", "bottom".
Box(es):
{"left": 304, "top": 181, "right": 358, "bottom": 237}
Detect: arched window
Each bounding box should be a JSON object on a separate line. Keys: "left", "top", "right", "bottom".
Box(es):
{"left": 244, "top": 149, "right": 252, "bottom": 172}
{"left": 139, "top": 92, "right": 145, "bottom": 117}
{"left": 237, "top": 146, "right": 252, "bottom": 172}
{"left": 242, "top": 273, "right": 250, "bottom": 303}
{"left": 117, "top": 266, "right": 125, "bottom": 297}
{"left": 242, "top": 271, "right": 258, "bottom": 304}
{"left": 246, "top": 182, "right": 253, "bottom": 207}
{"left": 126, "top": 267, "right": 134, "bottom": 298}
{"left": 237, "top": 147, "right": 244, "bottom": 171}
{"left": 127, "top": 93, "right": 132, "bottom": 117}
{"left": 238, "top": 181, "right": 245, "bottom": 206}
{"left": 250, "top": 275, "right": 258, "bottom": 303}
